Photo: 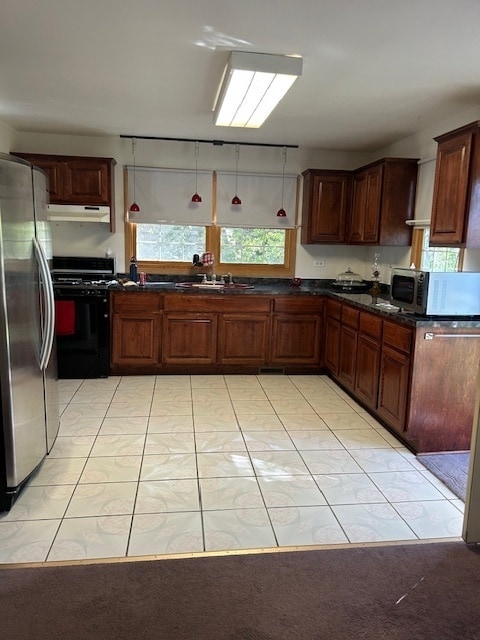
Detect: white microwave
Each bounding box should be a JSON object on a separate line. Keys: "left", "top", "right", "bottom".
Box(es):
{"left": 390, "top": 269, "right": 480, "bottom": 316}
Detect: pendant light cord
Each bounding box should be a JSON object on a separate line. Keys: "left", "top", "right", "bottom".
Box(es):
{"left": 132, "top": 138, "right": 137, "bottom": 203}
{"left": 234, "top": 144, "right": 239, "bottom": 195}
{"left": 281, "top": 146, "right": 287, "bottom": 207}
{"left": 195, "top": 141, "right": 199, "bottom": 194}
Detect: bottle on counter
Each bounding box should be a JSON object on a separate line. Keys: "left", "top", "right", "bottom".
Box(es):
{"left": 129, "top": 256, "right": 138, "bottom": 282}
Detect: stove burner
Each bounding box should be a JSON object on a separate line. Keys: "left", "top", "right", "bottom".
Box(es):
{"left": 54, "top": 278, "right": 113, "bottom": 285}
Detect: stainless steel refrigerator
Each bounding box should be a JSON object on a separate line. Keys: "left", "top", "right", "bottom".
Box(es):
{"left": 0, "top": 152, "right": 59, "bottom": 511}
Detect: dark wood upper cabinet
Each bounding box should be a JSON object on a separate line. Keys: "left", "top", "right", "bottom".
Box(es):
{"left": 11, "top": 153, "right": 116, "bottom": 231}
{"left": 348, "top": 158, "right": 418, "bottom": 245}
{"left": 430, "top": 121, "right": 480, "bottom": 247}
{"left": 301, "top": 158, "right": 418, "bottom": 246}
{"left": 349, "top": 164, "right": 383, "bottom": 243}
{"left": 301, "top": 170, "right": 351, "bottom": 243}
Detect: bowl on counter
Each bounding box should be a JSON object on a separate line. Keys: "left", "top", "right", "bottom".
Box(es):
{"left": 330, "top": 267, "right": 370, "bottom": 292}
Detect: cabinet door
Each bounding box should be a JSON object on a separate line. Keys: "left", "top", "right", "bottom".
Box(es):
{"left": 111, "top": 314, "right": 160, "bottom": 367}
{"left": 218, "top": 314, "right": 270, "bottom": 364}
{"left": 63, "top": 158, "right": 112, "bottom": 205}
{"left": 349, "top": 171, "right": 367, "bottom": 242}
{"left": 271, "top": 315, "right": 322, "bottom": 364}
{"left": 430, "top": 131, "right": 472, "bottom": 246}
{"left": 301, "top": 170, "right": 351, "bottom": 243}
{"left": 377, "top": 345, "right": 410, "bottom": 433}
{"left": 324, "top": 317, "right": 340, "bottom": 376}
{"left": 349, "top": 166, "right": 382, "bottom": 243}
{"left": 162, "top": 313, "right": 217, "bottom": 364}
{"left": 355, "top": 334, "right": 380, "bottom": 409}
{"left": 363, "top": 166, "right": 383, "bottom": 243}
{"left": 28, "top": 158, "right": 64, "bottom": 202}
{"left": 338, "top": 324, "right": 357, "bottom": 389}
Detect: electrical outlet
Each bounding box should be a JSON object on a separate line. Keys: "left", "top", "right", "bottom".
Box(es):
{"left": 313, "top": 260, "right": 325, "bottom": 267}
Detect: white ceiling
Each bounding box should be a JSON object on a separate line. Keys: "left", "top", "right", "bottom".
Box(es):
{"left": 2, "top": 0, "right": 480, "bottom": 151}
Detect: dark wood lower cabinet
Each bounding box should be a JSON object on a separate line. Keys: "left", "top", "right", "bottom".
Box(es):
{"left": 406, "top": 326, "right": 480, "bottom": 453}
{"left": 355, "top": 334, "right": 381, "bottom": 409}
{"left": 111, "top": 314, "right": 161, "bottom": 367}
{"left": 110, "top": 292, "right": 162, "bottom": 372}
{"left": 271, "top": 315, "right": 322, "bottom": 364}
{"left": 324, "top": 300, "right": 341, "bottom": 375}
{"left": 377, "top": 344, "right": 410, "bottom": 434}
{"left": 324, "top": 317, "right": 340, "bottom": 375}
{"left": 354, "top": 312, "right": 382, "bottom": 409}
{"left": 162, "top": 314, "right": 217, "bottom": 364}
{"left": 338, "top": 325, "right": 357, "bottom": 389}
{"left": 270, "top": 297, "right": 324, "bottom": 369}
{"left": 110, "top": 292, "right": 323, "bottom": 375}
{"left": 218, "top": 314, "right": 270, "bottom": 364}
{"left": 337, "top": 305, "right": 359, "bottom": 389}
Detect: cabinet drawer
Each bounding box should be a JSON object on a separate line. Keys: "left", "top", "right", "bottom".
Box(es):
{"left": 326, "top": 299, "right": 342, "bottom": 320}
{"left": 163, "top": 294, "right": 271, "bottom": 313}
{"left": 341, "top": 305, "right": 359, "bottom": 329}
{"left": 383, "top": 321, "right": 412, "bottom": 354}
{"left": 111, "top": 292, "right": 163, "bottom": 312}
{"left": 273, "top": 296, "right": 323, "bottom": 314}
{"left": 359, "top": 312, "right": 382, "bottom": 339}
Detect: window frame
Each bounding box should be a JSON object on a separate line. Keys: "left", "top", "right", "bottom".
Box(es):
{"left": 410, "top": 227, "right": 464, "bottom": 271}
{"left": 125, "top": 222, "right": 297, "bottom": 278}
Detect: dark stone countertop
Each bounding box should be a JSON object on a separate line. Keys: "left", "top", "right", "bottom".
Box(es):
{"left": 109, "top": 278, "right": 480, "bottom": 329}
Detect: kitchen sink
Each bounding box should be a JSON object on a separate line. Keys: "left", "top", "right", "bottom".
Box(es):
{"left": 142, "top": 282, "right": 176, "bottom": 288}
{"left": 175, "top": 282, "right": 254, "bottom": 290}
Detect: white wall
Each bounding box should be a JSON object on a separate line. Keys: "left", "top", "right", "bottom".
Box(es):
{"left": 0, "top": 121, "right": 15, "bottom": 154}
{"left": 8, "top": 105, "right": 480, "bottom": 276}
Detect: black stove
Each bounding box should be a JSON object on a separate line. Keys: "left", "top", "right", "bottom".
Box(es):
{"left": 52, "top": 256, "right": 116, "bottom": 290}
{"left": 52, "top": 257, "right": 115, "bottom": 378}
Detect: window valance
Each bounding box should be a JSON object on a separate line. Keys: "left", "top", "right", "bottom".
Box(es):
{"left": 216, "top": 171, "right": 297, "bottom": 229}
{"left": 126, "top": 166, "right": 213, "bottom": 225}
{"left": 125, "top": 166, "right": 298, "bottom": 229}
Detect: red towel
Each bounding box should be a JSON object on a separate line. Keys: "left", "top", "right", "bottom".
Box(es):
{"left": 55, "top": 300, "right": 76, "bottom": 336}
{"left": 202, "top": 252, "right": 214, "bottom": 266}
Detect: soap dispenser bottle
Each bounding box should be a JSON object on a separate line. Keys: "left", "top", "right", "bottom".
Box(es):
{"left": 129, "top": 256, "right": 138, "bottom": 282}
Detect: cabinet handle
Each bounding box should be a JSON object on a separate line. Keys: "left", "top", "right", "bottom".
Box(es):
{"left": 425, "top": 332, "right": 480, "bottom": 340}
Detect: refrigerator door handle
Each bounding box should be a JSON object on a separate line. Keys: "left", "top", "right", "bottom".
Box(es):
{"left": 33, "top": 237, "right": 55, "bottom": 370}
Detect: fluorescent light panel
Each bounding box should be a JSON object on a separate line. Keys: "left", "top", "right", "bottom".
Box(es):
{"left": 214, "top": 51, "right": 303, "bottom": 128}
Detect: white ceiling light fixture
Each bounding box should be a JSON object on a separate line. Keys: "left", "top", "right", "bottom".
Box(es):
{"left": 213, "top": 51, "right": 303, "bottom": 128}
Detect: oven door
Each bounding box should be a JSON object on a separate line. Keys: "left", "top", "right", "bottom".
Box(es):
{"left": 54, "top": 287, "right": 110, "bottom": 378}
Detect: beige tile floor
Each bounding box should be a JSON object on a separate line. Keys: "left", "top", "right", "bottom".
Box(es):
{"left": 0, "top": 374, "right": 464, "bottom": 564}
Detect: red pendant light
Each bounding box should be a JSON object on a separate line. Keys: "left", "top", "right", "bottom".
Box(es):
{"left": 277, "top": 146, "right": 287, "bottom": 217}
{"left": 191, "top": 141, "right": 202, "bottom": 203}
{"left": 231, "top": 144, "right": 242, "bottom": 205}
{"left": 129, "top": 137, "right": 140, "bottom": 214}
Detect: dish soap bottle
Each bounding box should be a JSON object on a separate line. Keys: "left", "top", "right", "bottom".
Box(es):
{"left": 129, "top": 257, "right": 138, "bottom": 282}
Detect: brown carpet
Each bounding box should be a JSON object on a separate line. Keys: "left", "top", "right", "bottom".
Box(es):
{"left": 1, "top": 541, "right": 480, "bottom": 640}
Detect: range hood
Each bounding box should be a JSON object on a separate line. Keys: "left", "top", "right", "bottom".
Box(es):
{"left": 47, "top": 204, "right": 110, "bottom": 223}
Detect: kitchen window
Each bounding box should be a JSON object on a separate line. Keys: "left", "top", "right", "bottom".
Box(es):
{"left": 411, "top": 227, "right": 463, "bottom": 272}
{"left": 126, "top": 223, "right": 295, "bottom": 277}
